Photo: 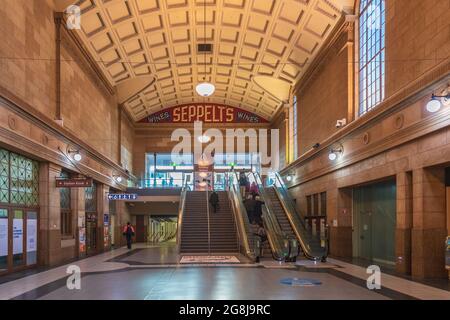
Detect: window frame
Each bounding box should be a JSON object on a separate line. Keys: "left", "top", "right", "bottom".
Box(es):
{"left": 357, "top": 0, "right": 386, "bottom": 117}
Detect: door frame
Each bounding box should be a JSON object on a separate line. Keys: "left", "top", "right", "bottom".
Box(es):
{"left": 0, "top": 205, "right": 40, "bottom": 275}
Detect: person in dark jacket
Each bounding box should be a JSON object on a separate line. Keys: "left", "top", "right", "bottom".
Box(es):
{"left": 122, "top": 222, "right": 135, "bottom": 250}
{"left": 243, "top": 195, "right": 257, "bottom": 223}
{"left": 239, "top": 172, "right": 248, "bottom": 197}
{"left": 209, "top": 191, "right": 219, "bottom": 213}
{"left": 253, "top": 195, "right": 265, "bottom": 224}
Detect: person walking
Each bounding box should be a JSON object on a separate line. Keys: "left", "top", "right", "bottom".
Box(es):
{"left": 122, "top": 222, "right": 135, "bottom": 250}
{"left": 239, "top": 172, "right": 248, "bottom": 198}
{"left": 209, "top": 190, "right": 220, "bottom": 213}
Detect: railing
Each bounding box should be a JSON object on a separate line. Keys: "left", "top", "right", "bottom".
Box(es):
{"left": 226, "top": 172, "right": 258, "bottom": 261}
{"left": 138, "top": 178, "right": 189, "bottom": 189}
{"left": 273, "top": 172, "right": 327, "bottom": 261}
{"left": 176, "top": 177, "right": 189, "bottom": 251}
{"left": 247, "top": 172, "right": 293, "bottom": 261}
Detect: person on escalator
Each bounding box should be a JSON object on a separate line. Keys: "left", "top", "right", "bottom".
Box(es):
{"left": 122, "top": 222, "right": 135, "bottom": 250}
{"left": 253, "top": 195, "right": 264, "bottom": 224}
{"left": 239, "top": 172, "right": 248, "bottom": 197}
{"left": 255, "top": 222, "right": 267, "bottom": 257}
{"left": 244, "top": 194, "right": 256, "bottom": 223}
{"left": 209, "top": 190, "right": 220, "bottom": 213}
{"left": 249, "top": 181, "right": 258, "bottom": 196}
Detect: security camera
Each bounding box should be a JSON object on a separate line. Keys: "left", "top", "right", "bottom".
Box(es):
{"left": 336, "top": 118, "right": 347, "bottom": 128}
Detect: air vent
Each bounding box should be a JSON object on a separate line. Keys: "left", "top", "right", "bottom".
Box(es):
{"left": 197, "top": 43, "right": 213, "bottom": 53}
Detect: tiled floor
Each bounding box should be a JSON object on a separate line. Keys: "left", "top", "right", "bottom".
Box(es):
{"left": 0, "top": 243, "right": 448, "bottom": 300}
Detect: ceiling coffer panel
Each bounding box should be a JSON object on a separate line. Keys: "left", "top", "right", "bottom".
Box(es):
{"left": 72, "top": 0, "right": 347, "bottom": 122}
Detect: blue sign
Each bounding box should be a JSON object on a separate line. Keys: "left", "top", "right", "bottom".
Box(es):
{"left": 107, "top": 193, "right": 138, "bottom": 200}
{"left": 280, "top": 278, "right": 322, "bottom": 287}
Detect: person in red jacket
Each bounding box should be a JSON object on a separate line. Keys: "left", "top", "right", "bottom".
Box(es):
{"left": 122, "top": 222, "right": 135, "bottom": 250}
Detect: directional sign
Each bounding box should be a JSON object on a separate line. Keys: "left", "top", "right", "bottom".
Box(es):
{"left": 56, "top": 178, "right": 93, "bottom": 188}
{"left": 107, "top": 193, "right": 138, "bottom": 201}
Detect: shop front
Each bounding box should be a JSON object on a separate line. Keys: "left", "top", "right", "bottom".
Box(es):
{"left": 0, "top": 148, "right": 39, "bottom": 275}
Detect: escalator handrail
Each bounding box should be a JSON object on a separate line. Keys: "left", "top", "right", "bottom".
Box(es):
{"left": 226, "top": 171, "right": 257, "bottom": 260}
{"left": 247, "top": 172, "right": 292, "bottom": 260}
{"left": 273, "top": 172, "right": 327, "bottom": 261}
{"left": 176, "top": 176, "right": 189, "bottom": 251}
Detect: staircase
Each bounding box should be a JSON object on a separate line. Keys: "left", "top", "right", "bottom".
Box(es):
{"left": 179, "top": 191, "right": 239, "bottom": 254}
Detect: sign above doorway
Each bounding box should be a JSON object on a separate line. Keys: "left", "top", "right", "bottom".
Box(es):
{"left": 138, "top": 103, "right": 269, "bottom": 124}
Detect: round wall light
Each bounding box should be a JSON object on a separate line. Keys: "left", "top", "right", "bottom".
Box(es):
{"left": 328, "top": 143, "right": 344, "bottom": 161}
{"left": 286, "top": 175, "right": 292, "bottom": 182}
{"left": 426, "top": 96, "right": 442, "bottom": 113}
{"left": 196, "top": 82, "right": 215, "bottom": 97}
{"left": 426, "top": 93, "right": 450, "bottom": 113}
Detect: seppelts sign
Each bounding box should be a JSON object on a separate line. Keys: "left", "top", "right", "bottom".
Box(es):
{"left": 138, "top": 103, "right": 268, "bottom": 124}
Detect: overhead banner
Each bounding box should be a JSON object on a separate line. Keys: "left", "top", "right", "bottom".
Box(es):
{"left": 138, "top": 103, "right": 268, "bottom": 124}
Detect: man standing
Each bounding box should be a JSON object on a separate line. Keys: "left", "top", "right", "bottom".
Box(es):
{"left": 209, "top": 190, "right": 220, "bottom": 213}
{"left": 122, "top": 222, "right": 135, "bottom": 250}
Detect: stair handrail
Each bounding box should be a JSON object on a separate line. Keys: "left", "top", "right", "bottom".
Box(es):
{"left": 226, "top": 171, "right": 257, "bottom": 261}
{"left": 206, "top": 183, "right": 211, "bottom": 255}
{"left": 176, "top": 176, "right": 189, "bottom": 252}
{"left": 273, "top": 172, "right": 327, "bottom": 261}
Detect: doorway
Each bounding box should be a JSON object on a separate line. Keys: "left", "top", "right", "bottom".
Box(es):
{"left": 0, "top": 207, "right": 38, "bottom": 274}
{"left": 353, "top": 179, "right": 396, "bottom": 266}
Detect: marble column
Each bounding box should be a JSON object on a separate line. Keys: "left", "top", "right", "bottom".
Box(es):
{"left": 412, "top": 167, "right": 447, "bottom": 278}
{"left": 396, "top": 171, "right": 413, "bottom": 274}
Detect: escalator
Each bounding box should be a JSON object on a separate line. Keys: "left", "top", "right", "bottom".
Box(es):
{"left": 226, "top": 172, "right": 296, "bottom": 262}
{"left": 251, "top": 172, "right": 327, "bottom": 262}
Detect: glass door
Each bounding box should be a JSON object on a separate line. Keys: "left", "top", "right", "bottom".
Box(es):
{"left": 0, "top": 208, "right": 8, "bottom": 273}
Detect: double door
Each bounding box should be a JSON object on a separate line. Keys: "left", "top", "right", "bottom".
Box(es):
{"left": 0, "top": 207, "right": 38, "bottom": 274}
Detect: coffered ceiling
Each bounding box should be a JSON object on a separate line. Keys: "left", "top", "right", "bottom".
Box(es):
{"left": 66, "top": 0, "right": 352, "bottom": 122}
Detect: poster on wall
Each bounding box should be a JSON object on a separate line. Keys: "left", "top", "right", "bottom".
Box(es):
{"left": 13, "top": 219, "right": 23, "bottom": 255}
{"left": 26, "top": 219, "right": 37, "bottom": 252}
{"left": 79, "top": 227, "right": 86, "bottom": 254}
{"left": 0, "top": 219, "right": 8, "bottom": 258}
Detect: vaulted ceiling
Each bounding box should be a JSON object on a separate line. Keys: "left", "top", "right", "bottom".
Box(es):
{"left": 64, "top": 0, "right": 353, "bottom": 122}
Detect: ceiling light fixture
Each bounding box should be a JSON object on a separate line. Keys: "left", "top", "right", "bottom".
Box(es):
{"left": 196, "top": 1, "right": 215, "bottom": 98}
{"left": 426, "top": 93, "right": 450, "bottom": 113}
{"left": 113, "top": 175, "right": 123, "bottom": 183}
{"left": 198, "top": 134, "right": 211, "bottom": 143}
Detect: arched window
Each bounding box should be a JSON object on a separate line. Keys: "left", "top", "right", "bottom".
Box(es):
{"left": 359, "top": 0, "right": 385, "bottom": 116}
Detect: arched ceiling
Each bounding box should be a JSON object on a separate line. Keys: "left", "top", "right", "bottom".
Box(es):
{"left": 66, "top": 0, "right": 353, "bottom": 122}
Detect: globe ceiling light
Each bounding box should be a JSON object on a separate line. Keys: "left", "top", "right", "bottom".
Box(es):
{"left": 198, "top": 135, "right": 211, "bottom": 143}
{"left": 196, "top": 82, "right": 215, "bottom": 97}
{"left": 199, "top": 172, "right": 208, "bottom": 178}
{"left": 286, "top": 175, "right": 293, "bottom": 182}
{"left": 328, "top": 152, "right": 338, "bottom": 161}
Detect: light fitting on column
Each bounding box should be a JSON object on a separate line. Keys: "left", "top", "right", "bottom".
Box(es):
{"left": 67, "top": 148, "right": 82, "bottom": 161}
{"left": 426, "top": 93, "right": 450, "bottom": 113}
{"left": 328, "top": 143, "right": 344, "bottom": 161}
{"left": 113, "top": 175, "right": 123, "bottom": 183}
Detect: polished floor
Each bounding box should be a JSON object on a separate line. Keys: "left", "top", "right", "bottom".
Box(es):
{"left": 0, "top": 243, "right": 448, "bottom": 300}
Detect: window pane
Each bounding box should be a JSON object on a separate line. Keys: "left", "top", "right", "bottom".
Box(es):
{"left": 359, "top": 0, "right": 385, "bottom": 116}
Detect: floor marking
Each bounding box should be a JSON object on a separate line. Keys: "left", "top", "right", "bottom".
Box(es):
{"left": 180, "top": 256, "right": 240, "bottom": 264}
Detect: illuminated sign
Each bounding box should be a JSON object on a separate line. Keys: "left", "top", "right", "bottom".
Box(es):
{"left": 107, "top": 194, "right": 138, "bottom": 200}
{"left": 138, "top": 103, "right": 268, "bottom": 124}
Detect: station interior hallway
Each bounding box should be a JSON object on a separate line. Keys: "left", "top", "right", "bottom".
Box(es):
{"left": 0, "top": 243, "right": 448, "bottom": 300}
